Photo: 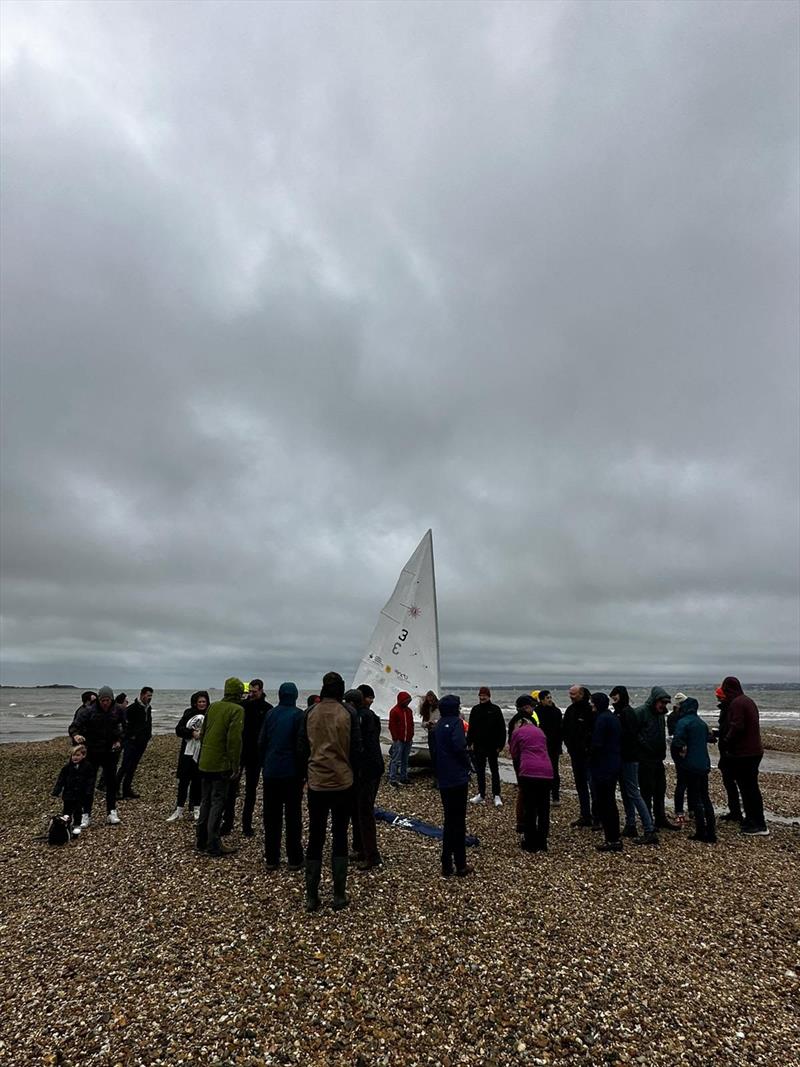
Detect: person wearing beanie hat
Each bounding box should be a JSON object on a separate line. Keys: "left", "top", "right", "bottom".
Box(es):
{"left": 589, "top": 692, "right": 623, "bottom": 852}
{"left": 259, "top": 682, "right": 304, "bottom": 869}
{"left": 467, "top": 686, "right": 506, "bottom": 807}
{"left": 434, "top": 695, "right": 474, "bottom": 877}
{"left": 68, "top": 685, "right": 124, "bottom": 826}
{"left": 196, "top": 677, "right": 245, "bottom": 857}
{"left": 388, "top": 691, "right": 414, "bottom": 787}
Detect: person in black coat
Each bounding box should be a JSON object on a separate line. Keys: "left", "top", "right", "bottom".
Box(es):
{"left": 52, "top": 745, "right": 95, "bottom": 835}
{"left": 69, "top": 685, "right": 124, "bottom": 825}
{"left": 350, "top": 685, "right": 386, "bottom": 869}
{"left": 536, "top": 691, "right": 563, "bottom": 804}
{"left": 223, "top": 678, "right": 272, "bottom": 837}
{"left": 467, "top": 686, "right": 506, "bottom": 806}
{"left": 166, "top": 691, "right": 210, "bottom": 821}
{"left": 117, "top": 687, "right": 154, "bottom": 798}
{"left": 562, "top": 684, "right": 597, "bottom": 827}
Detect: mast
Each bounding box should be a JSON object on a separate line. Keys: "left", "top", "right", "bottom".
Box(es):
{"left": 428, "top": 529, "right": 441, "bottom": 691}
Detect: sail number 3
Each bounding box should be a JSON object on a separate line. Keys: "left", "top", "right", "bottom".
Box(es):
{"left": 392, "top": 629, "right": 409, "bottom": 655}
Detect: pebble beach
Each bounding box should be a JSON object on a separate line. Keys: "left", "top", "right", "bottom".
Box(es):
{"left": 2, "top": 736, "right": 799, "bottom": 1067}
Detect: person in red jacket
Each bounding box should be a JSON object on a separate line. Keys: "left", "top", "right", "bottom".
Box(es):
{"left": 719, "top": 676, "right": 768, "bottom": 836}
{"left": 388, "top": 691, "right": 414, "bottom": 787}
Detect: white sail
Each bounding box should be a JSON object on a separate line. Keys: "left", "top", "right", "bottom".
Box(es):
{"left": 353, "top": 530, "right": 440, "bottom": 718}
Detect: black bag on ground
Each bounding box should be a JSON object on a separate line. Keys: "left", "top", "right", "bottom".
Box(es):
{"left": 47, "top": 814, "right": 72, "bottom": 846}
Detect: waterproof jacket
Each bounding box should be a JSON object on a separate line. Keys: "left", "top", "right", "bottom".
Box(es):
{"left": 509, "top": 722, "right": 554, "bottom": 780}
{"left": 52, "top": 758, "right": 95, "bottom": 806}
{"left": 125, "top": 698, "right": 153, "bottom": 743}
{"left": 537, "top": 703, "right": 563, "bottom": 756}
{"left": 562, "top": 698, "right": 595, "bottom": 756}
{"left": 720, "top": 677, "right": 763, "bottom": 758}
{"left": 434, "top": 703, "right": 472, "bottom": 789}
{"left": 590, "top": 709, "right": 622, "bottom": 781}
{"left": 389, "top": 700, "right": 414, "bottom": 743}
{"left": 298, "top": 698, "right": 361, "bottom": 791}
{"left": 356, "top": 704, "right": 385, "bottom": 779}
{"left": 614, "top": 704, "right": 641, "bottom": 763}
{"left": 259, "top": 692, "right": 303, "bottom": 779}
{"left": 467, "top": 701, "right": 506, "bottom": 753}
{"left": 241, "top": 694, "right": 273, "bottom": 768}
{"left": 672, "top": 700, "right": 711, "bottom": 772}
{"left": 635, "top": 687, "right": 672, "bottom": 762}
{"left": 68, "top": 703, "right": 124, "bottom": 758}
{"left": 198, "top": 679, "right": 244, "bottom": 774}
{"left": 666, "top": 701, "right": 691, "bottom": 737}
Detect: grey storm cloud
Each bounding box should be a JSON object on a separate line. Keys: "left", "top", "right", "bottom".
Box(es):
{"left": 1, "top": 0, "right": 798, "bottom": 688}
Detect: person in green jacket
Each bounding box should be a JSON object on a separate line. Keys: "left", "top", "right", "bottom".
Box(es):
{"left": 635, "top": 686, "right": 679, "bottom": 831}
{"left": 196, "top": 677, "right": 244, "bottom": 857}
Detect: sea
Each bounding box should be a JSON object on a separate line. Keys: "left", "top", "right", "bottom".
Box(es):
{"left": 1, "top": 683, "right": 798, "bottom": 745}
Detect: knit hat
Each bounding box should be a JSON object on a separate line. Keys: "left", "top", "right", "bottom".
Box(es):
{"left": 439, "top": 694, "right": 461, "bottom": 716}
{"left": 673, "top": 692, "right": 687, "bottom": 707}
{"left": 97, "top": 685, "right": 114, "bottom": 701}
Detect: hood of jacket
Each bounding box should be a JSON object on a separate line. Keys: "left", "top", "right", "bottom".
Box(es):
{"left": 223, "top": 677, "right": 245, "bottom": 702}
{"left": 641, "top": 685, "right": 672, "bottom": 713}
{"left": 679, "top": 697, "right": 699, "bottom": 717}
{"left": 190, "top": 690, "right": 210, "bottom": 709}
{"left": 278, "top": 682, "right": 298, "bottom": 707}
{"left": 721, "top": 677, "right": 744, "bottom": 699}
{"left": 439, "top": 694, "right": 461, "bottom": 717}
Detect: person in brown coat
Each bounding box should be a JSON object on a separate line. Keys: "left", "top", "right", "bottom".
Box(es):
{"left": 719, "top": 676, "right": 768, "bottom": 836}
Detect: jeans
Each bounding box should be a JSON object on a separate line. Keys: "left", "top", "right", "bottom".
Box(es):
{"left": 569, "top": 751, "right": 592, "bottom": 820}
{"left": 619, "top": 761, "right": 655, "bottom": 834}
{"left": 197, "top": 773, "right": 229, "bottom": 852}
{"left": 86, "top": 750, "right": 120, "bottom": 814}
{"left": 727, "top": 754, "right": 766, "bottom": 829}
{"left": 473, "top": 749, "right": 501, "bottom": 798}
{"left": 352, "top": 774, "right": 382, "bottom": 864}
{"left": 638, "top": 760, "right": 668, "bottom": 824}
{"left": 594, "top": 775, "right": 621, "bottom": 843}
{"left": 223, "top": 760, "right": 261, "bottom": 832}
{"left": 439, "top": 784, "right": 468, "bottom": 874}
{"left": 389, "top": 740, "right": 412, "bottom": 783}
{"left": 306, "top": 787, "right": 351, "bottom": 862}
{"left": 718, "top": 754, "right": 743, "bottom": 819}
{"left": 263, "top": 775, "right": 304, "bottom": 866}
{"left": 176, "top": 754, "right": 202, "bottom": 808}
{"left": 519, "top": 776, "right": 551, "bottom": 851}
{"left": 686, "top": 770, "right": 716, "bottom": 840}
{"left": 674, "top": 764, "right": 688, "bottom": 815}
{"left": 117, "top": 737, "right": 149, "bottom": 795}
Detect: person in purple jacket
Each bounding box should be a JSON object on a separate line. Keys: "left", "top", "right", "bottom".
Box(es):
{"left": 590, "top": 692, "right": 623, "bottom": 853}
{"left": 509, "top": 712, "right": 554, "bottom": 853}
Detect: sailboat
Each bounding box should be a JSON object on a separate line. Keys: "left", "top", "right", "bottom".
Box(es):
{"left": 352, "top": 530, "right": 440, "bottom": 719}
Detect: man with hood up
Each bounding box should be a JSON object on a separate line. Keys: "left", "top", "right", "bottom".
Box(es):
{"left": 388, "top": 691, "right": 414, "bottom": 787}
{"left": 672, "top": 697, "right": 717, "bottom": 843}
{"left": 718, "top": 677, "right": 768, "bottom": 835}
{"left": 259, "top": 682, "right": 304, "bottom": 869}
{"left": 196, "top": 677, "right": 244, "bottom": 857}
{"left": 635, "top": 686, "right": 679, "bottom": 831}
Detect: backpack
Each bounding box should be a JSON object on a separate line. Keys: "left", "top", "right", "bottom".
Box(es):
{"left": 47, "top": 814, "right": 72, "bottom": 846}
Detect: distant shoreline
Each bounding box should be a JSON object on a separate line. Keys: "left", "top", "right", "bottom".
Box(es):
{"left": 0, "top": 684, "right": 79, "bottom": 690}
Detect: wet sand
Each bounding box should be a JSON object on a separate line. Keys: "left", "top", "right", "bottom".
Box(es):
{"left": 1, "top": 737, "right": 798, "bottom": 1066}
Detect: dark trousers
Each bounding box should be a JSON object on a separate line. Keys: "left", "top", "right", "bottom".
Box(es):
{"left": 569, "top": 751, "right": 593, "bottom": 820}
{"left": 62, "top": 798, "right": 84, "bottom": 825}
{"left": 440, "top": 784, "right": 468, "bottom": 874}
{"left": 197, "top": 773, "right": 229, "bottom": 852}
{"left": 674, "top": 765, "right": 688, "bottom": 815}
{"left": 427, "top": 731, "right": 438, "bottom": 786}
{"left": 594, "top": 775, "right": 620, "bottom": 843}
{"left": 263, "top": 776, "right": 304, "bottom": 866}
{"left": 638, "top": 760, "right": 668, "bottom": 824}
{"left": 306, "top": 787, "right": 351, "bottom": 863}
{"left": 352, "top": 774, "right": 382, "bottom": 863}
{"left": 519, "top": 776, "right": 551, "bottom": 851}
{"left": 117, "top": 737, "right": 149, "bottom": 795}
{"left": 548, "top": 750, "right": 561, "bottom": 801}
{"left": 728, "top": 754, "right": 766, "bottom": 829}
{"left": 176, "top": 755, "right": 202, "bottom": 809}
{"left": 473, "top": 749, "right": 501, "bottom": 798}
{"left": 223, "top": 761, "right": 261, "bottom": 832}
{"left": 718, "top": 754, "right": 743, "bottom": 819}
{"left": 686, "top": 770, "right": 716, "bottom": 840}
{"left": 87, "top": 751, "right": 119, "bottom": 814}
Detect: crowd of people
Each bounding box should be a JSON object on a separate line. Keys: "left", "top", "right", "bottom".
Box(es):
{"left": 52, "top": 674, "right": 770, "bottom": 908}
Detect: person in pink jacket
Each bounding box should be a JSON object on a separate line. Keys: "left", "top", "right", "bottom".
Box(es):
{"left": 509, "top": 717, "right": 554, "bottom": 853}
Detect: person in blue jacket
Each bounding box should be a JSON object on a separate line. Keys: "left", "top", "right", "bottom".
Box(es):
{"left": 258, "top": 682, "right": 305, "bottom": 870}
{"left": 590, "top": 692, "right": 623, "bottom": 853}
{"left": 434, "top": 695, "right": 474, "bottom": 878}
{"left": 672, "top": 697, "right": 717, "bottom": 844}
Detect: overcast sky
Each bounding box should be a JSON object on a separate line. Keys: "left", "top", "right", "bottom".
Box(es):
{"left": 1, "top": 0, "right": 798, "bottom": 689}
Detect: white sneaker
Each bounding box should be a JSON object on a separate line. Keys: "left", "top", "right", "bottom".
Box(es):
{"left": 80, "top": 814, "right": 90, "bottom": 829}
{"left": 469, "top": 794, "right": 485, "bottom": 805}
{"left": 166, "top": 807, "right": 183, "bottom": 822}
{"left": 493, "top": 795, "right": 503, "bottom": 807}
{"left": 72, "top": 826, "right": 82, "bottom": 837}
{"left": 106, "top": 809, "right": 121, "bottom": 825}
{"left": 193, "top": 807, "right": 201, "bottom": 821}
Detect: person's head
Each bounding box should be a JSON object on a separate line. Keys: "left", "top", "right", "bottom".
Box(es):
{"left": 609, "top": 685, "right": 630, "bottom": 708}
{"left": 306, "top": 694, "right": 321, "bottom": 708}
{"left": 397, "top": 691, "right": 412, "bottom": 707}
{"left": 515, "top": 695, "right": 536, "bottom": 715}
{"left": 139, "top": 687, "right": 153, "bottom": 705}
{"left": 356, "top": 684, "right": 375, "bottom": 708}
{"left": 223, "top": 677, "right": 245, "bottom": 702}
{"left": 191, "top": 690, "right": 210, "bottom": 712}
{"left": 423, "top": 690, "right": 438, "bottom": 707}
{"left": 478, "top": 686, "right": 491, "bottom": 703}
{"left": 721, "top": 677, "right": 744, "bottom": 700}
{"left": 278, "top": 682, "right": 298, "bottom": 707}
{"left": 715, "top": 685, "right": 725, "bottom": 702}
{"left": 343, "top": 688, "right": 364, "bottom": 710}
{"left": 249, "top": 679, "right": 264, "bottom": 699}
{"left": 320, "top": 672, "right": 345, "bottom": 702}
{"left": 71, "top": 744, "right": 87, "bottom": 764}
{"left": 672, "top": 691, "right": 687, "bottom": 710}
{"left": 97, "top": 686, "right": 114, "bottom": 710}
{"left": 580, "top": 687, "right": 592, "bottom": 703}
{"left": 439, "top": 694, "right": 461, "bottom": 717}
{"left": 568, "top": 684, "right": 582, "bottom": 703}
{"left": 115, "top": 692, "right": 128, "bottom": 708}
{"left": 81, "top": 691, "right": 96, "bottom": 707}
{"left": 650, "top": 686, "right": 671, "bottom": 714}
{"left": 538, "top": 690, "right": 553, "bottom": 706}
{"left": 591, "top": 692, "right": 610, "bottom": 714}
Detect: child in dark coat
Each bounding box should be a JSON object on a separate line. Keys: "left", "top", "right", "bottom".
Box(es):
{"left": 52, "top": 745, "right": 95, "bottom": 836}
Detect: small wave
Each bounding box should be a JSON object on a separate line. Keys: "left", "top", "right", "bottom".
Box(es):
{"left": 8, "top": 703, "right": 17, "bottom": 707}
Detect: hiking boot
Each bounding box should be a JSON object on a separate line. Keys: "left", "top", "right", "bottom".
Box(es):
{"left": 305, "top": 860, "right": 322, "bottom": 912}
{"left": 469, "top": 794, "right": 485, "bottom": 805}
{"left": 622, "top": 825, "right": 639, "bottom": 839}
{"left": 571, "top": 817, "right": 592, "bottom": 828}
{"left": 493, "top": 795, "right": 503, "bottom": 807}
{"left": 166, "top": 807, "right": 184, "bottom": 822}
{"left": 106, "top": 809, "right": 121, "bottom": 825}
{"left": 331, "top": 857, "right": 349, "bottom": 911}
{"left": 596, "top": 841, "right": 623, "bottom": 853}
{"left": 633, "top": 832, "right": 659, "bottom": 846}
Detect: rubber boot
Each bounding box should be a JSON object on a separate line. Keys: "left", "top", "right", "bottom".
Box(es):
{"left": 331, "top": 856, "right": 349, "bottom": 911}
{"left": 305, "top": 860, "right": 322, "bottom": 912}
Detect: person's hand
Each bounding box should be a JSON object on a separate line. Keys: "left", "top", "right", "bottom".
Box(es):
{"left": 73, "top": 735, "right": 85, "bottom": 744}
{"left": 192, "top": 728, "right": 201, "bottom": 739}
